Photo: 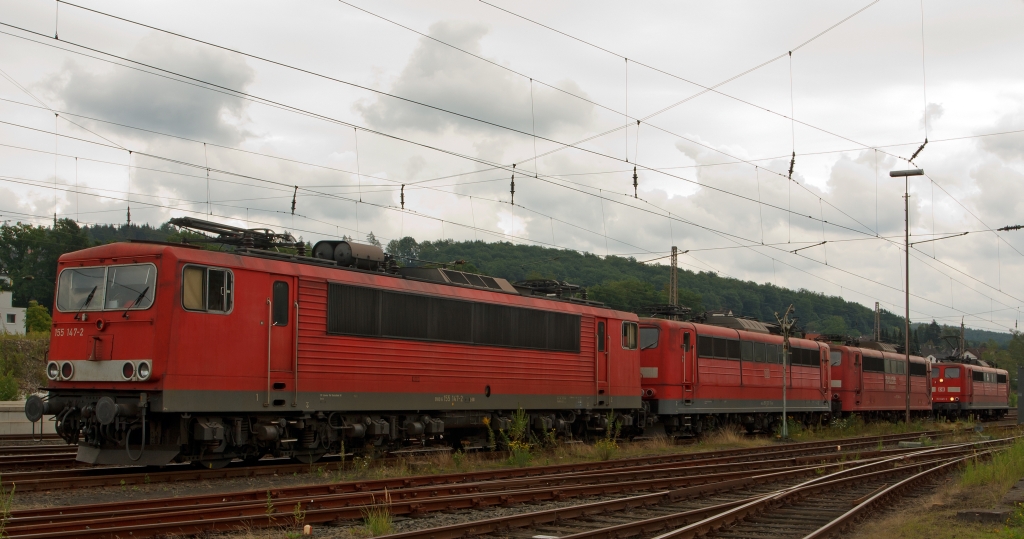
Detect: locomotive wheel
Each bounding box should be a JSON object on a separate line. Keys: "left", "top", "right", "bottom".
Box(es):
{"left": 294, "top": 451, "right": 325, "bottom": 464}
{"left": 194, "top": 458, "right": 232, "bottom": 470}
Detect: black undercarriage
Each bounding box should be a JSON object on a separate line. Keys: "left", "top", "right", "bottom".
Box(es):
{"left": 27, "top": 391, "right": 648, "bottom": 466}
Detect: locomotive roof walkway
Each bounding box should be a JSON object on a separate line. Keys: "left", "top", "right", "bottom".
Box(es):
{"left": 3, "top": 429, "right": 1018, "bottom": 538}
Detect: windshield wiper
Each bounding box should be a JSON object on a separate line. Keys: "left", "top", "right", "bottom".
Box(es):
{"left": 640, "top": 342, "right": 657, "bottom": 350}
{"left": 73, "top": 286, "right": 98, "bottom": 321}
{"left": 122, "top": 286, "right": 150, "bottom": 319}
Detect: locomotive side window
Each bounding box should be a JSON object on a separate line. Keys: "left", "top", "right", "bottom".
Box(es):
{"left": 272, "top": 281, "right": 289, "bottom": 325}
{"left": 697, "top": 336, "right": 713, "bottom": 357}
{"left": 863, "top": 356, "right": 885, "bottom": 372}
{"left": 972, "top": 370, "right": 985, "bottom": 382}
{"left": 945, "top": 367, "right": 960, "bottom": 378}
{"left": 830, "top": 351, "right": 842, "bottom": 366}
{"left": 998, "top": 373, "right": 1008, "bottom": 383}
{"left": 621, "top": 322, "right": 638, "bottom": 350}
{"left": 909, "top": 362, "right": 927, "bottom": 376}
{"left": 682, "top": 332, "right": 690, "bottom": 352}
{"left": 766, "top": 344, "right": 779, "bottom": 364}
{"left": 181, "top": 265, "right": 233, "bottom": 313}
{"left": 753, "top": 342, "right": 767, "bottom": 363}
{"left": 325, "top": 283, "right": 580, "bottom": 352}
{"left": 597, "top": 322, "right": 605, "bottom": 352}
{"left": 740, "top": 341, "right": 753, "bottom": 361}
{"left": 639, "top": 327, "right": 659, "bottom": 350}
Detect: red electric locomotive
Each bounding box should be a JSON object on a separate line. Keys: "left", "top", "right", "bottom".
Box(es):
{"left": 932, "top": 361, "right": 1009, "bottom": 420}
{"left": 818, "top": 338, "right": 931, "bottom": 420}
{"left": 26, "top": 218, "right": 644, "bottom": 467}
{"left": 639, "top": 312, "right": 831, "bottom": 436}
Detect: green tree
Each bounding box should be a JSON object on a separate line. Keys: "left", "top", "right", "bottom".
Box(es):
{"left": 24, "top": 301, "right": 51, "bottom": 334}
{"left": 0, "top": 219, "right": 92, "bottom": 311}
{"left": 589, "top": 279, "right": 663, "bottom": 313}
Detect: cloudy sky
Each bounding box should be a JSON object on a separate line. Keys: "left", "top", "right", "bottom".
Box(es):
{"left": 1, "top": 0, "right": 1022, "bottom": 333}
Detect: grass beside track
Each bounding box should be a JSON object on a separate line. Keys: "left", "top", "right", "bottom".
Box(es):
{"left": 853, "top": 433, "right": 1024, "bottom": 539}
{"left": 215, "top": 419, "right": 981, "bottom": 539}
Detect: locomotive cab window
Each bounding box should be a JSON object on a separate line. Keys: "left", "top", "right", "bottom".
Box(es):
{"left": 945, "top": 367, "right": 960, "bottom": 378}
{"left": 621, "top": 322, "right": 638, "bottom": 350}
{"left": 830, "top": 351, "right": 842, "bottom": 366}
{"left": 998, "top": 373, "right": 1008, "bottom": 384}
{"left": 931, "top": 367, "right": 940, "bottom": 378}
{"left": 639, "top": 327, "right": 659, "bottom": 350}
{"left": 182, "top": 265, "right": 233, "bottom": 313}
{"left": 56, "top": 264, "right": 156, "bottom": 313}
{"left": 597, "top": 322, "right": 605, "bottom": 352}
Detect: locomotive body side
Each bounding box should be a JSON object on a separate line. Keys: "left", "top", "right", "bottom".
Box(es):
{"left": 31, "top": 242, "right": 643, "bottom": 466}
{"left": 640, "top": 318, "right": 831, "bottom": 436}
{"left": 932, "top": 362, "right": 1009, "bottom": 419}
{"left": 827, "top": 346, "right": 931, "bottom": 419}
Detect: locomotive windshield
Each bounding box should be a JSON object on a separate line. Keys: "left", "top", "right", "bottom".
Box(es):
{"left": 639, "top": 327, "right": 659, "bottom": 349}
{"left": 56, "top": 264, "right": 157, "bottom": 312}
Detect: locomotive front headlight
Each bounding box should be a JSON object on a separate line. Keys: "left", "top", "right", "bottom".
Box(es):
{"left": 60, "top": 361, "right": 74, "bottom": 380}
{"left": 122, "top": 362, "right": 135, "bottom": 380}
{"left": 137, "top": 361, "right": 151, "bottom": 380}
{"left": 46, "top": 362, "right": 59, "bottom": 380}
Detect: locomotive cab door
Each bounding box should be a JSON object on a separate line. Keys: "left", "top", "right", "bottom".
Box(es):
{"left": 595, "top": 318, "right": 609, "bottom": 396}
{"left": 681, "top": 329, "right": 694, "bottom": 401}
{"left": 269, "top": 277, "right": 296, "bottom": 373}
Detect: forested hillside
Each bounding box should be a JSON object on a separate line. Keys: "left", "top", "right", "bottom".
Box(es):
{"left": 387, "top": 236, "right": 905, "bottom": 338}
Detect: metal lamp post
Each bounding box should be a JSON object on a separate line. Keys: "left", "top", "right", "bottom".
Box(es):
{"left": 889, "top": 168, "right": 923, "bottom": 424}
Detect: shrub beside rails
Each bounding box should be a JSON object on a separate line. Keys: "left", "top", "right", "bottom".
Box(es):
{"left": 25, "top": 218, "right": 645, "bottom": 467}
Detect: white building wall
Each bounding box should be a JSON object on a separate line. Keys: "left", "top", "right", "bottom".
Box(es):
{"left": 0, "top": 291, "right": 26, "bottom": 335}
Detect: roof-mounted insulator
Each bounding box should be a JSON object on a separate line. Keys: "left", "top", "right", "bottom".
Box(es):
{"left": 510, "top": 164, "right": 516, "bottom": 205}
{"left": 290, "top": 186, "right": 297, "bottom": 215}
{"left": 910, "top": 138, "right": 928, "bottom": 163}
{"left": 126, "top": 205, "right": 131, "bottom": 227}
{"left": 632, "top": 166, "right": 638, "bottom": 198}
{"left": 788, "top": 152, "right": 795, "bottom": 180}
{"left": 400, "top": 184, "right": 405, "bottom": 210}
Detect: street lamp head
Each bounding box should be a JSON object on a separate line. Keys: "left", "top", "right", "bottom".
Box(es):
{"left": 889, "top": 169, "right": 924, "bottom": 177}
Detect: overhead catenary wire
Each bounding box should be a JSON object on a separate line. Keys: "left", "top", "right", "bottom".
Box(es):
{"left": 0, "top": 23, "right": 1007, "bottom": 256}
{"left": 4, "top": 13, "right": 1019, "bottom": 329}
{"left": 20, "top": 3, "right": 905, "bottom": 244}
{"left": 4, "top": 115, "right": 1019, "bottom": 329}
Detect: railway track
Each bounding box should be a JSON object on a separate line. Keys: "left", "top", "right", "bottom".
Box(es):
{"left": 3, "top": 433, "right": 1012, "bottom": 539}
{"left": 0, "top": 427, "right": 971, "bottom": 492}
{"left": 373, "top": 440, "right": 1011, "bottom": 539}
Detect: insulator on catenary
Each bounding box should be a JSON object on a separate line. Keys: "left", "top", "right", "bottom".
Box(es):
{"left": 788, "top": 152, "right": 795, "bottom": 180}
{"left": 910, "top": 138, "right": 928, "bottom": 163}
{"left": 290, "top": 186, "right": 297, "bottom": 215}
{"left": 510, "top": 164, "right": 516, "bottom": 205}
{"left": 400, "top": 184, "right": 405, "bottom": 210}
{"left": 632, "top": 166, "right": 638, "bottom": 198}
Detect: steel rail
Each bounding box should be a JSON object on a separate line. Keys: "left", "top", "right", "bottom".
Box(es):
{"left": 5, "top": 458, "right": 846, "bottom": 537}
{"left": 0, "top": 428, "right": 961, "bottom": 492}
{"left": 646, "top": 438, "right": 1018, "bottom": 539}
{"left": 802, "top": 450, "right": 996, "bottom": 538}
{"left": 8, "top": 439, "right": 1009, "bottom": 539}
{"left": 7, "top": 453, "right": 872, "bottom": 526}
{"left": 331, "top": 441, "right": 1008, "bottom": 539}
